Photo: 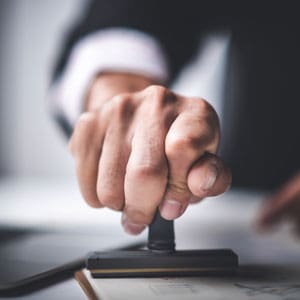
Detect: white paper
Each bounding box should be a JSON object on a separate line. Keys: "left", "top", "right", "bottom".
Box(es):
{"left": 82, "top": 268, "right": 300, "bottom": 300}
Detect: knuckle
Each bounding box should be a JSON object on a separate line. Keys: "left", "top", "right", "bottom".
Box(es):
{"left": 166, "top": 110, "right": 220, "bottom": 156}
{"left": 168, "top": 179, "right": 189, "bottom": 195}
{"left": 113, "top": 93, "right": 131, "bottom": 106}
{"left": 195, "top": 98, "right": 216, "bottom": 115}
{"left": 127, "top": 162, "right": 165, "bottom": 181}
{"left": 75, "top": 112, "right": 98, "bottom": 130}
{"left": 112, "top": 93, "right": 134, "bottom": 119}
{"left": 166, "top": 134, "right": 199, "bottom": 156}
{"left": 203, "top": 102, "right": 220, "bottom": 131}
{"left": 98, "top": 190, "right": 123, "bottom": 210}
{"left": 69, "top": 112, "right": 98, "bottom": 155}
{"left": 192, "top": 98, "right": 220, "bottom": 127}
{"left": 144, "top": 85, "right": 170, "bottom": 104}
{"left": 141, "top": 86, "right": 177, "bottom": 121}
{"left": 145, "top": 84, "right": 167, "bottom": 96}
{"left": 125, "top": 207, "right": 153, "bottom": 225}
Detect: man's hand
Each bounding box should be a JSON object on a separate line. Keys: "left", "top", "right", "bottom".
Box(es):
{"left": 258, "top": 172, "right": 300, "bottom": 235}
{"left": 69, "top": 73, "right": 231, "bottom": 234}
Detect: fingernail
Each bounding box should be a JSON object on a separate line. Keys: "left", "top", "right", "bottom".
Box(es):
{"left": 123, "top": 222, "right": 146, "bottom": 235}
{"left": 121, "top": 214, "right": 146, "bottom": 235}
{"left": 160, "top": 199, "right": 183, "bottom": 220}
{"left": 200, "top": 164, "right": 218, "bottom": 191}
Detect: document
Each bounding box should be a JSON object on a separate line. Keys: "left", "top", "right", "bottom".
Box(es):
{"left": 76, "top": 266, "right": 300, "bottom": 300}
{"left": 75, "top": 190, "right": 300, "bottom": 299}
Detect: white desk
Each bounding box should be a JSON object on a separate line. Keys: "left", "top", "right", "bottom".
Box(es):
{"left": 0, "top": 177, "right": 299, "bottom": 299}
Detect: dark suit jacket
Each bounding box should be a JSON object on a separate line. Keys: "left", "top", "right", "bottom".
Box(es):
{"left": 54, "top": 0, "right": 300, "bottom": 189}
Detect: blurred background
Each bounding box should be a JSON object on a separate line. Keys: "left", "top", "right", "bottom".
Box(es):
{"left": 0, "top": 0, "right": 87, "bottom": 179}
{"left": 0, "top": 0, "right": 227, "bottom": 180}
{"left": 0, "top": 4, "right": 141, "bottom": 295}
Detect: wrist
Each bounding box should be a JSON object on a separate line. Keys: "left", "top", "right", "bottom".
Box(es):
{"left": 85, "top": 72, "right": 156, "bottom": 112}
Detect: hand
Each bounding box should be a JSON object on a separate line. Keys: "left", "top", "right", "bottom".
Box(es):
{"left": 69, "top": 73, "right": 231, "bottom": 234}
{"left": 257, "top": 172, "right": 300, "bottom": 235}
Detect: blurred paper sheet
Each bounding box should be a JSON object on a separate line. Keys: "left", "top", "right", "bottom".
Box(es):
{"left": 77, "top": 266, "right": 300, "bottom": 300}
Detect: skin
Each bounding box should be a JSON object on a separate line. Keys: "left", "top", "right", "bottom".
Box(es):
{"left": 257, "top": 172, "right": 300, "bottom": 235}
{"left": 69, "top": 72, "right": 231, "bottom": 234}
{"left": 69, "top": 72, "right": 300, "bottom": 235}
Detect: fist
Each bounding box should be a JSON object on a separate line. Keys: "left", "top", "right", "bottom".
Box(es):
{"left": 69, "top": 84, "right": 231, "bottom": 234}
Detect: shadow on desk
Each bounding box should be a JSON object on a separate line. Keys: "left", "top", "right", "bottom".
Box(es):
{"left": 0, "top": 226, "right": 144, "bottom": 297}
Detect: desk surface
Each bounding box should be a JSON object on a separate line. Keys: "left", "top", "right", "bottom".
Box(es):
{"left": 0, "top": 177, "right": 299, "bottom": 299}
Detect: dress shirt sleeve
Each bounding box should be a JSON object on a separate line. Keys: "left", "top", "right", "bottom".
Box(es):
{"left": 49, "top": 28, "right": 169, "bottom": 132}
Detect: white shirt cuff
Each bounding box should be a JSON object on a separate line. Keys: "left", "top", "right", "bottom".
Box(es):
{"left": 50, "top": 28, "right": 169, "bottom": 127}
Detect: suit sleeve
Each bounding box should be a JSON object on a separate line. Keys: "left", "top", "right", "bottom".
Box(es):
{"left": 54, "top": 0, "right": 199, "bottom": 81}
{"left": 50, "top": 0, "right": 200, "bottom": 136}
